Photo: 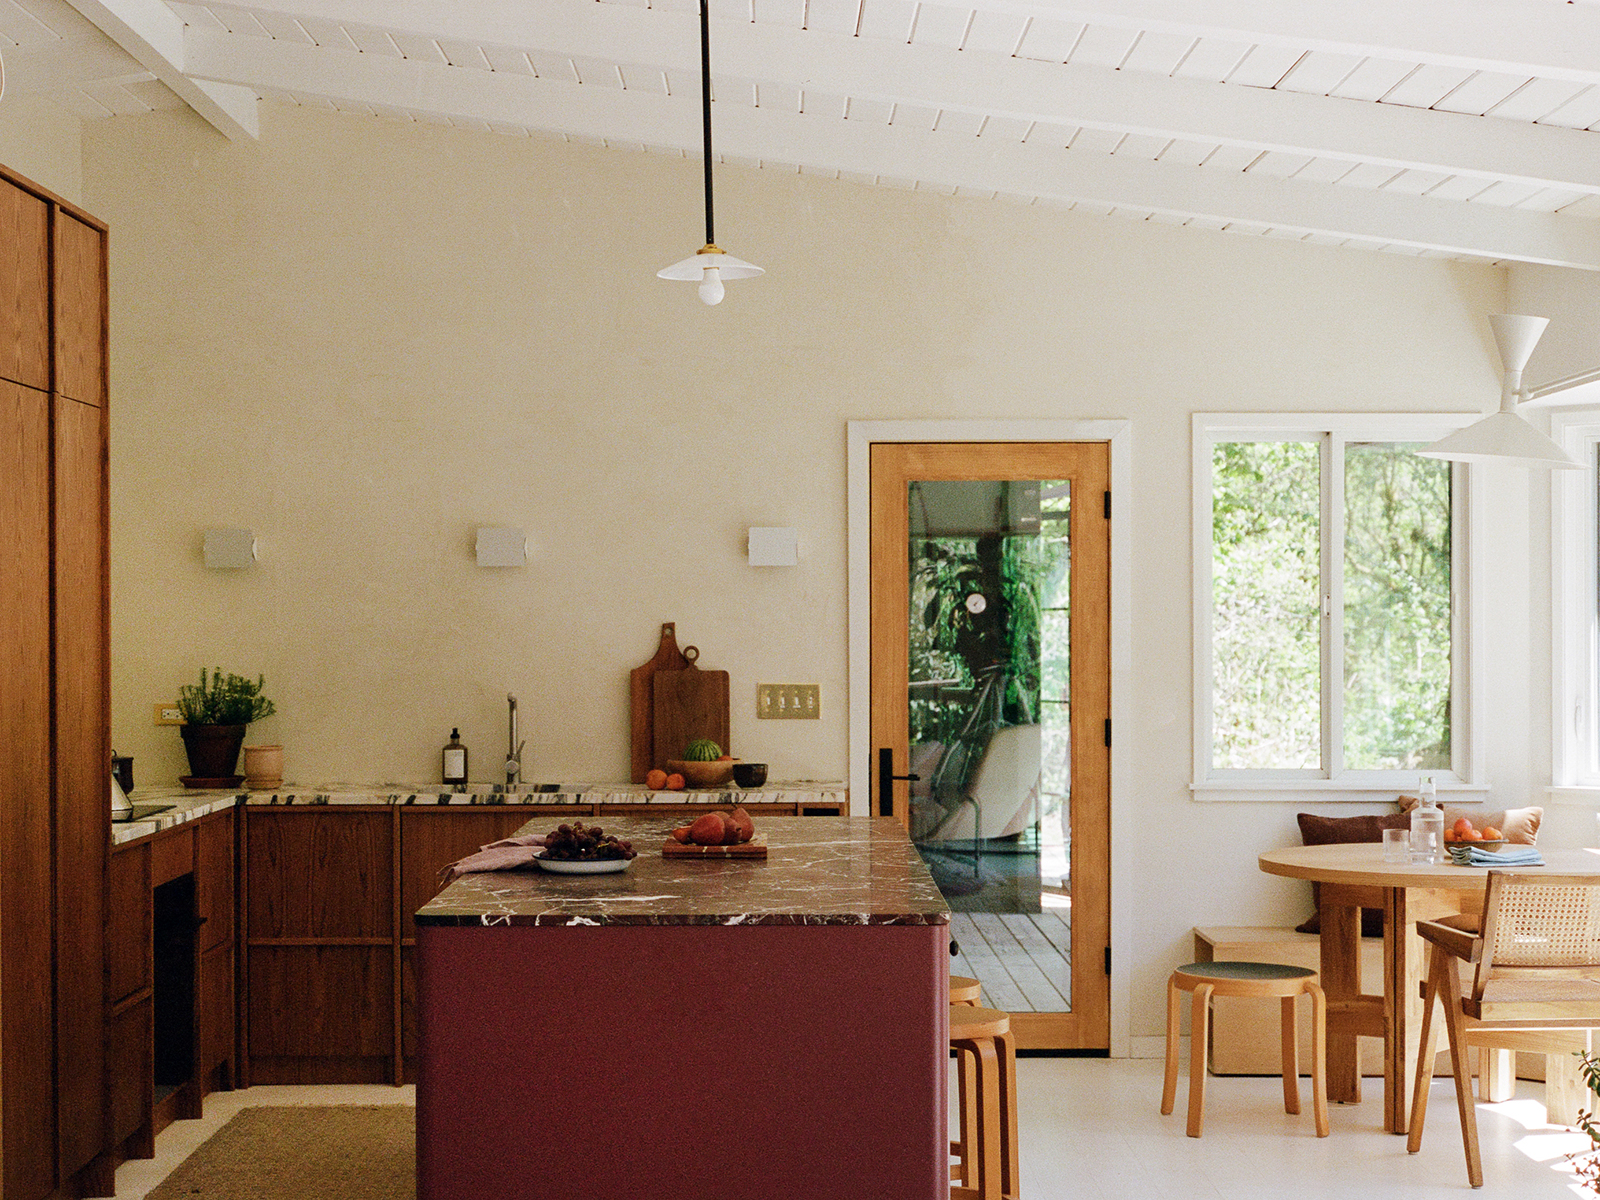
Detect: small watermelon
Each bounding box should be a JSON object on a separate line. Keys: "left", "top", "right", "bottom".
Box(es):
{"left": 683, "top": 738, "right": 723, "bottom": 762}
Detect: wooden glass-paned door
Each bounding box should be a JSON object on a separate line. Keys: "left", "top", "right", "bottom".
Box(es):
{"left": 871, "top": 442, "right": 1109, "bottom": 1050}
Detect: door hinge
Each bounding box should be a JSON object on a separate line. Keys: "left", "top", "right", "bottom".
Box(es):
{"left": 1103, "top": 718, "right": 1111, "bottom": 748}
{"left": 1103, "top": 490, "right": 1111, "bottom": 519}
{"left": 1104, "top": 946, "right": 1111, "bottom": 976}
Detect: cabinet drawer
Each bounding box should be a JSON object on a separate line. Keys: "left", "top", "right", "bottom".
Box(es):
{"left": 108, "top": 844, "right": 153, "bottom": 1004}
{"left": 247, "top": 810, "right": 393, "bottom": 939}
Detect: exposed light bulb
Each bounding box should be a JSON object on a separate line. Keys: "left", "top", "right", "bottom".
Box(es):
{"left": 698, "top": 266, "right": 725, "bottom": 306}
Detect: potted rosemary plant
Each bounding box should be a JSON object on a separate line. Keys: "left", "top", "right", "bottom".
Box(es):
{"left": 177, "top": 667, "right": 276, "bottom": 783}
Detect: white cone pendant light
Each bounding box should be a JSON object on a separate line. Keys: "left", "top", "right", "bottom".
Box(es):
{"left": 658, "top": 0, "right": 762, "bottom": 305}
{"left": 1417, "top": 314, "right": 1582, "bottom": 470}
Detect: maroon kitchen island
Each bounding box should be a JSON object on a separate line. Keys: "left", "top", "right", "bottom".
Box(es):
{"left": 414, "top": 815, "right": 951, "bottom": 1200}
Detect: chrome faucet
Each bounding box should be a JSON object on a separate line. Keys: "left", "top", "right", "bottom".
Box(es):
{"left": 505, "top": 693, "right": 524, "bottom": 788}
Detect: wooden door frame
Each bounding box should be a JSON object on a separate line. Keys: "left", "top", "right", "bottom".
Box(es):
{"left": 847, "top": 419, "right": 1133, "bottom": 1057}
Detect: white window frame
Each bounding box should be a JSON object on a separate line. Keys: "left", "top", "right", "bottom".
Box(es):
{"left": 1551, "top": 412, "right": 1600, "bottom": 791}
{"left": 1192, "top": 413, "right": 1485, "bottom": 800}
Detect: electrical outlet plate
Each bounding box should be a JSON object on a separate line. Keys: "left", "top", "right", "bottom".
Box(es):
{"left": 154, "top": 703, "right": 184, "bottom": 725}
{"left": 757, "top": 684, "right": 820, "bottom": 720}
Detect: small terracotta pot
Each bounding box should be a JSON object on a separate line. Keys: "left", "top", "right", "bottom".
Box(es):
{"left": 242, "top": 743, "right": 284, "bottom": 789}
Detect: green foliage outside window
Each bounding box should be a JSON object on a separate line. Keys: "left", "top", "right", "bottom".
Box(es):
{"left": 1210, "top": 439, "right": 1451, "bottom": 772}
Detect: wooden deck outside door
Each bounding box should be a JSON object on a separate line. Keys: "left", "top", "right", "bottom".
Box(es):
{"left": 870, "top": 442, "right": 1110, "bottom": 1050}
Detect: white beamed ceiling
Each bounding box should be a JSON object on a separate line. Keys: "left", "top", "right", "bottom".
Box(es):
{"left": 9, "top": 0, "right": 1600, "bottom": 266}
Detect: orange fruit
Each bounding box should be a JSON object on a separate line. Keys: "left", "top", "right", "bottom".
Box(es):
{"left": 645, "top": 768, "right": 668, "bottom": 790}
{"left": 1444, "top": 829, "right": 1459, "bottom": 843}
{"left": 1482, "top": 826, "right": 1502, "bottom": 840}
{"left": 1452, "top": 816, "right": 1473, "bottom": 837}
{"left": 1467, "top": 828, "right": 1484, "bottom": 841}
{"left": 666, "top": 773, "right": 686, "bottom": 791}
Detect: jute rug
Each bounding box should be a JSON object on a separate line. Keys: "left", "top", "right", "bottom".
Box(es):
{"left": 145, "top": 1106, "right": 415, "bottom": 1200}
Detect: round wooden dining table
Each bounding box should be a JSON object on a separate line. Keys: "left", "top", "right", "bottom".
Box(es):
{"left": 1258, "top": 842, "right": 1600, "bottom": 1134}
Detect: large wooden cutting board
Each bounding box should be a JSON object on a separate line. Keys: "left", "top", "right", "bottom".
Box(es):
{"left": 652, "top": 649, "right": 730, "bottom": 768}
{"left": 629, "top": 622, "right": 688, "bottom": 783}
{"left": 662, "top": 833, "right": 768, "bottom": 859}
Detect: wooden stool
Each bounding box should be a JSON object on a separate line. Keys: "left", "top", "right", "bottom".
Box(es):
{"left": 1161, "top": 961, "right": 1329, "bottom": 1139}
{"left": 950, "top": 975, "right": 982, "bottom": 1005}
{"left": 949, "top": 1004, "right": 1018, "bottom": 1200}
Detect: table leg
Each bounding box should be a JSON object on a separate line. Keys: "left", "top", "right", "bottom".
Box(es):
{"left": 1384, "top": 886, "right": 1409, "bottom": 1135}
{"left": 1318, "top": 891, "right": 1362, "bottom": 1105}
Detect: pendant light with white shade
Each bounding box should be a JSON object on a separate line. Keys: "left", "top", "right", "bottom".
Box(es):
{"left": 657, "top": 0, "right": 762, "bottom": 305}
{"left": 1417, "top": 314, "right": 1583, "bottom": 470}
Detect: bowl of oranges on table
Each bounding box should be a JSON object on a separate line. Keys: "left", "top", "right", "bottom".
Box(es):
{"left": 1443, "top": 816, "right": 1504, "bottom": 863}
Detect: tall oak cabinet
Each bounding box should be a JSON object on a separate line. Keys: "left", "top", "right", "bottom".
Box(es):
{"left": 0, "top": 165, "right": 113, "bottom": 1199}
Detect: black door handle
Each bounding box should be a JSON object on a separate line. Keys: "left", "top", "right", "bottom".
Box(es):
{"left": 876, "top": 747, "right": 920, "bottom": 818}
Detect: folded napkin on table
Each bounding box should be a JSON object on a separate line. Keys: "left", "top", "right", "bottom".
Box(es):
{"left": 1461, "top": 845, "right": 1545, "bottom": 868}
{"left": 438, "top": 834, "right": 547, "bottom": 884}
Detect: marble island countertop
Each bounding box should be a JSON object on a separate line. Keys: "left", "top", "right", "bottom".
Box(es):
{"left": 415, "top": 815, "right": 949, "bottom": 928}
{"left": 111, "top": 780, "right": 848, "bottom": 846}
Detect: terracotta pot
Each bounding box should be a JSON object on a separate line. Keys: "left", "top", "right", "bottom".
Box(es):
{"left": 179, "top": 723, "right": 247, "bottom": 779}
{"left": 242, "top": 743, "right": 284, "bottom": 789}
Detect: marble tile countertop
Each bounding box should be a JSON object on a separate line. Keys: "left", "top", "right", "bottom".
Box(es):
{"left": 415, "top": 815, "right": 950, "bottom": 928}
{"left": 110, "top": 781, "right": 847, "bottom": 846}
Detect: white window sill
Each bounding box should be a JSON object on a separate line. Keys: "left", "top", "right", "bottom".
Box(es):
{"left": 1191, "top": 780, "right": 1490, "bottom": 804}
{"left": 1546, "top": 786, "right": 1600, "bottom": 807}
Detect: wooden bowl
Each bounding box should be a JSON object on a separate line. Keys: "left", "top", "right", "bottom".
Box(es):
{"left": 666, "top": 759, "right": 737, "bottom": 788}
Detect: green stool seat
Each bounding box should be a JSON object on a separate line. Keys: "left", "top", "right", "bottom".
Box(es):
{"left": 1176, "top": 960, "right": 1317, "bottom": 983}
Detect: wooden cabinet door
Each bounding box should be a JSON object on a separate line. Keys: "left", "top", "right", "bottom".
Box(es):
{"left": 0, "top": 381, "right": 55, "bottom": 1200}
{"left": 106, "top": 845, "right": 153, "bottom": 1152}
{"left": 195, "top": 811, "right": 235, "bottom": 1089}
{"left": 244, "top": 810, "right": 395, "bottom": 1082}
{"left": 52, "top": 213, "right": 105, "bottom": 407}
{"left": 52, "top": 396, "right": 108, "bottom": 1179}
{"left": 0, "top": 182, "right": 49, "bottom": 391}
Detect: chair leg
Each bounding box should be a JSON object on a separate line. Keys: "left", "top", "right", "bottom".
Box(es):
{"left": 1306, "top": 980, "right": 1329, "bottom": 1137}
{"left": 1407, "top": 947, "right": 1445, "bottom": 1155}
{"left": 1187, "top": 983, "right": 1214, "bottom": 1138}
{"left": 1280, "top": 992, "right": 1301, "bottom": 1116}
{"left": 1438, "top": 957, "right": 1484, "bottom": 1188}
{"left": 1161, "top": 973, "right": 1183, "bottom": 1116}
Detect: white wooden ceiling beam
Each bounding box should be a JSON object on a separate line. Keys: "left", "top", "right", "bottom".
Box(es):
{"left": 195, "top": 1, "right": 1600, "bottom": 195}
{"left": 64, "top": 0, "right": 259, "bottom": 138}
{"left": 981, "top": 1, "right": 1600, "bottom": 86}
{"left": 180, "top": 31, "right": 1600, "bottom": 269}
{"left": 3, "top": 35, "right": 148, "bottom": 94}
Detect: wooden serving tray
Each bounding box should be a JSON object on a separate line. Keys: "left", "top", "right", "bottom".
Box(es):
{"left": 662, "top": 834, "right": 768, "bottom": 860}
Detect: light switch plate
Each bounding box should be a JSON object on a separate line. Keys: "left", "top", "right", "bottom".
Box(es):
{"left": 154, "top": 703, "right": 184, "bottom": 725}
{"left": 757, "top": 684, "right": 820, "bottom": 719}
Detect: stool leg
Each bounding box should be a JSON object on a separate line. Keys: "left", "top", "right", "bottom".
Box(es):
{"left": 952, "top": 1041, "right": 971, "bottom": 1185}
{"left": 997, "top": 1026, "right": 1019, "bottom": 1200}
{"left": 1307, "top": 980, "right": 1329, "bottom": 1137}
{"left": 1280, "top": 992, "right": 1301, "bottom": 1116}
{"left": 1161, "top": 973, "right": 1183, "bottom": 1116}
{"left": 971, "top": 1036, "right": 1003, "bottom": 1200}
{"left": 1187, "top": 982, "right": 1214, "bottom": 1138}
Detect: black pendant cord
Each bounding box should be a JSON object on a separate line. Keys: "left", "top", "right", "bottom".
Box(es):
{"left": 700, "top": 0, "right": 715, "bottom": 247}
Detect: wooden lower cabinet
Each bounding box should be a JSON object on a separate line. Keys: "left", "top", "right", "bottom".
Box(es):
{"left": 106, "top": 809, "right": 237, "bottom": 1162}
{"left": 241, "top": 803, "right": 849, "bottom": 1085}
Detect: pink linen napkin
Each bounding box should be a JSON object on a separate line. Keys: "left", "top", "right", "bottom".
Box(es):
{"left": 438, "top": 833, "right": 547, "bottom": 884}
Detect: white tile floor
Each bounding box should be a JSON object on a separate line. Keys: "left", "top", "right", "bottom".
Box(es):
{"left": 112, "top": 1060, "right": 1588, "bottom": 1199}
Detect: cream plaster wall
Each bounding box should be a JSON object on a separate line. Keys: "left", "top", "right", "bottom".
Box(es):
{"left": 0, "top": 94, "right": 81, "bottom": 205}
{"left": 86, "top": 102, "right": 1532, "bottom": 1043}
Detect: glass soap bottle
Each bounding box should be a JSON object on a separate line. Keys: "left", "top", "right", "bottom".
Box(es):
{"left": 1410, "top": 773, "right": 1443, "bottom": 864}
{"left": 443, "top": 728, "right": 468, "bottom": 785}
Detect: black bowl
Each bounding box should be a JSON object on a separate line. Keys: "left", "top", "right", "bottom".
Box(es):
{"left": 731, "top": 762, "right": 768, "bottom": 789}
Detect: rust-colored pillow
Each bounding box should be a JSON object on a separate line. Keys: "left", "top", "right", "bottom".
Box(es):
{"left": 1394, "top": 797, "right": 1541, "bottom": 845}
{"left": 1293, "top": 812, "right": 1414, "bottom": 937}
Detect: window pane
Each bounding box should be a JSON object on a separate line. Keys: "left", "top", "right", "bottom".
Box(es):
{"left": 1211, "top": 441, "right": 1321, "bottom": 769}
{"left": 1342, "top": 443, "right": 1451, "bottom": 770}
